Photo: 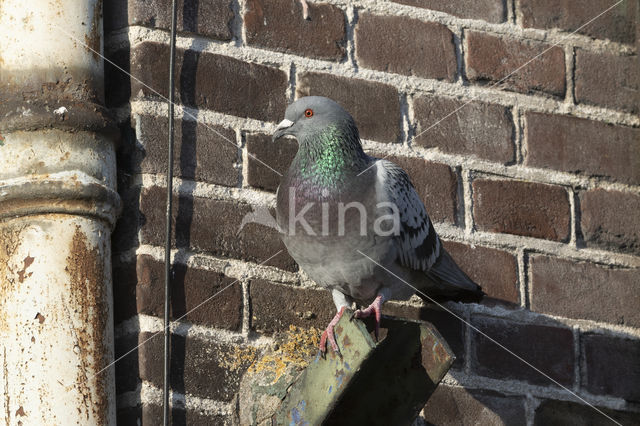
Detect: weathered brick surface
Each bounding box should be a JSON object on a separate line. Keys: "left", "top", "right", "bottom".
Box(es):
{"left": 382, "top": 303, "right": 466, "bottom": 368}
{"left": 135, "top": 255, "right": 243, "bottom": 331}
{"left": 392, "top": 0, "right": 506, "bottom": 23}
{"left": 413, "top": 94, "right": 515, "bottom": 163}
{"left": 470, "top": 315, "right": 575, "bottom": 386}
{"left": 250, "top": 279, "right": 335, "bottom": 333}
{"left": 582, "top": 333, "right": 640, "bottom": 401}
{"left": 355, "top": 14, "right": 456, "bottom": 81}
{"left": 115, "top": 333, "right": 140, "bottom": 394}
{"left": 112, "top": 176, "right": 141, "bottom": 254}
{"left": 465, "top": 31, "right": 566, "bottom": 97}
{"left": 580, "top": 188, "right": 640, "bottom": 255}
{"left": 117, "top": 404, "right": 227, "bottom": 426}
{"left": 112, "top": 258, "right": 138, "bottom": 324}
{"left": 519, "top": 0, "right": 638, "bottom": 45}
{"left": 524, "top": 112, "right": 640, "bottom": 185}
{"left": 529, "top": 255, "right": 640, "bottom": 327}
{"left": 136, "top": 114, "right": 238, "bottom": 187}
{"left": 378, "top": 154, "right": 459, "bottom": 224}
{"left": 534, "top": 400, "right": 640, "bottom": 425}
{"left": 472, "top": 179, "right": 570, "bottom": 241}
{"left": 124, "top": 42, "right": 287, "bottom": 121}
{"left": 244, "top": 0, "right": 346, "bottom": 61}
{"left": 246, "top": 133, "right": 298, "bottom": 192}
{"left": 139, "top": 186, "right": 298, "bottom": 271}
{"left": 296, "top": 72, "right": 401, "bottom": 143}
{"left": 104, "top": 0, "right": 234, "bottom": 41}
{"left": 138, "top": 332, "right": 254, "bottom": 402}
{"left": 444, "top": 241, "right": 519, "bottom": 305}
{"left": 575, "top": 50, "right": 639, "bottom": 114}
{"left": 423, "top": 385, "right": 526, "bottom": 425}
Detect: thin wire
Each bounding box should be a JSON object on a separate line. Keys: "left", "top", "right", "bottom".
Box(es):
{"left": 164, "top": 0, "right": 179, "bottom": 424}
{"left": 356, "top": 0, "right": 624, "bottom": 177}
{"left": 356, "top": 250, "right": 622, "bottom": 426}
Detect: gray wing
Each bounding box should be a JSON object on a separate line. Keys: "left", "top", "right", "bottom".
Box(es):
{"left": 376, "top": 160, "right": 482, "bottom": 296}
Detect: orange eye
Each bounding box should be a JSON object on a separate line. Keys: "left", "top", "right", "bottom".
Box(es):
{"left": 304, "top": 108, "right": 313, "bottom": 118}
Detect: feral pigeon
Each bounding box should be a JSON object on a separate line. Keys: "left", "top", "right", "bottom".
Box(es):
{"left": 273, "top": 96, "right": 483, "bottom": 354}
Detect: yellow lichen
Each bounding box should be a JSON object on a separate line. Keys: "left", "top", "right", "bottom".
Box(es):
{"left": 218, "top": 345, "right": 259, "bottom": 372}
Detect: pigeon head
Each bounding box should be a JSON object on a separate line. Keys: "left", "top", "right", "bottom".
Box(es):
{"left": 272, "top": 96, "right": 358, "bottom": 143}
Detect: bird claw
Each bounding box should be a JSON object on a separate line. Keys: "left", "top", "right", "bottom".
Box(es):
{"left": 319, "top": 306, "right": 346, "bottom": 357}
{"left": 351, "top": 295, "right": 383, "bottom": 341}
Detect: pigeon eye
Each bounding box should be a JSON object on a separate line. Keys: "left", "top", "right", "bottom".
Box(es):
{"left": 304, "top": 109, "right": 314, "bottom": 118}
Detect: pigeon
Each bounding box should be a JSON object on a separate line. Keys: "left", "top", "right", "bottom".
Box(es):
{"left": 273, "top": 96, "right": 483, "bottom": 354}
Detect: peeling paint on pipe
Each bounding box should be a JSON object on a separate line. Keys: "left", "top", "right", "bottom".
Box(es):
{"left": 0, "top": 0, "right": 118, "bottom": 424}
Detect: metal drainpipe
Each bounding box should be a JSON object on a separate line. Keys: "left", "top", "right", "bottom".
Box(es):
{"left": 0, "top": 0, "right": 119, "bottom": 424}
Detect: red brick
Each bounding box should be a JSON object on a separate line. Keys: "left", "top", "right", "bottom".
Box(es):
{"left": 104, "top": 0, "right": 234, "bottom": 41}
{"left": 129, "top": 42, "right": 287, "bottom": 122}
{"left": 296, "top": 72, "right": 401, "bottom": 143}
{"left": 135, "top": 255, "right": 243, "bottom": 331}
{"left": 534, "top": 399, "right": 640, "bottom": 425}
{"left": 413, "top": 94, "right": 515, "bottom": 163}
{"left": 249, "top": 279, "right": 335, "bottom": 333}
{"left": 582, "top": 333, "right": 640, "bottom": 401}
{"left": 580, "top": 188, "right": 640, "bottom": 255}
{"left": 472, "top": 179, "right": 570, "bottom": 241}
{"left": 524, "top": 112, "right": 640, "bottom": 185}
{"left": 465, "top": 31, "right": 566, "bottom": 97}
{"left": 376, "top": 155, "right": 459, "bottom": 224}
{"left": 246, "top": 133, "right": 298, "bottom": 192}
{"left": 575, "top": 50, "right": 639, "bottom": 114}
{"left": 138, "top": 332, "right": 253, "bottom": 402}
{"left": 470, "top": 315, "right": 574, "bottom": 386}
{"left": 444, "top": 241, "right": 519, "bottom": 305}
{"left": 244, "top": 0, "right": 346, "bottom": 61}
{"left": 139, "top": 186, "right": 298, "bottom": 271}
{"left": 137, "top": 114, "right": 238, "bottom": 187}
{"left": 529, "top": 255, "right": 640, "bottom": 327}
{"left": 423, "top": 385, "right": 526, "bottom": 424}
{"left": 355, "top": 14, "right": 456, "bottom": 81}
{"left": 392, "top": 0, "right": 506, "bottom": 23}
{"left": 519, "top": 0, "right": 637, "bottom": 45}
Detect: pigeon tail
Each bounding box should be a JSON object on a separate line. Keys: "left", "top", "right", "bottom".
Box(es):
{"left": 424, "top": 249, "right": 484, "bottom": 303}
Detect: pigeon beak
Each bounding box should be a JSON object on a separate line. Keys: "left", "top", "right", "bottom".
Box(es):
{"left": 272, "top": 118, "right": 295, "bottom": 141}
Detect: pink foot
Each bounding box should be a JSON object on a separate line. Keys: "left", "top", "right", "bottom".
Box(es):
{"left": 352, "top": 295, "right": 383, "bottom": 340}
{"left": 320, "top": 306, "right": 347, "bottom": 356}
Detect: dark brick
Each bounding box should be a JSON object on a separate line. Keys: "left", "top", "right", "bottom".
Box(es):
{"left": 244, "top": 0, "right": 346, "bottom": 61}
{"left": 392, "top": 0, "right": 506, "bottom": 24}
{"left": 444, "top": 241, "right": 519, "bottom": 305}
{"left": 470, "top": 315, "right": 574, "bottom": 386}
{"left": 423, "top": 385, "right": 526, "bottom": 425}
{"left": 139, "top": 332, "right": 253, "bottom": 402}
{"left": 413, "top": 94, "right": 515, "bottom": 163}
{"left": 534, "top": 399, "right": 640, "bottom": 426}
{"left": 137, "top": 114, "right": 238, "bottom": 187}
{"left": 376, "top": 155, "right": 458, "bottom": 224}
{"left": 249, "top": 279, "right": 336, "bottom": 333}
{"left": 129, "top": 42, "right": 287, "bottom": 122}
{"left": 583, "top": 333, "right": 640, "bottom": 402}
{"left": 580, "top": 188, "right": 640, "bottom": 255}
{"left": 524, "top": 112, "right": 640, "bottom": 185}
{"left": 246, "top": 133, "right": 297, "bottom": 192}
{"left": 105, "top": 46, "right": 132, "bottom": 108}
{"left": 112, "top": 179, "right": 141, "bottom": 254}
{"left": 472, "top": 179, "right": 570, "bottom": 241}
{"left": 355, "top": 14, "right": 456, "bottom": 81}
{"left": 104, "top": 0, "right": 233, "bottom": 41}
{"left": 465, "top": 31, "right": 566, "bottom": 97}
{"left": 296, "top": 72, "right": 401, "bottom": 143}
{"left": 117, "top": 403, "right": 227, "bottom": 426}
{"left": 575, "top": 50, "right": 639, "bottom": 114}
{"left": 139, "top": 186, "right": 298, "bottom": 271}
{"left": 382, "top": 303, "right": 466, "bottom": 368}
{"left": 135, "top": 255, "right": 243, "bottom": 331}
{"left": 112, "top": 258, "right": 138, "bottom": 324}
{"left": 519, "top": 0, "right": 637, "bottom": 45}
{"left": 115, "top": 333, "right": 140, "bottom": 394}
{"left": 529, "top": 255, "right": 640, "bottom": 327}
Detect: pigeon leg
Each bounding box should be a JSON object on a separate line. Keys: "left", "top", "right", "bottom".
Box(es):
{"left": 320, "top": 306, "right": 347, "bottom": 356}
{"left": 352, "top": 294, "right": 384, "bottom": 340}
{"left": 300, "top": 0, "right": 310, "bottom": 20}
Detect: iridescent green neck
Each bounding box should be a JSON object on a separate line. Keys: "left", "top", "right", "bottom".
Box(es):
{"left": 294, "top": 122, "right": 367, "bottom": 188}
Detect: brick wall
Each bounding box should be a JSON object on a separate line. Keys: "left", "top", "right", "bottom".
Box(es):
{"left": 104, "top": 0, "right": 640, "bottom": 424}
